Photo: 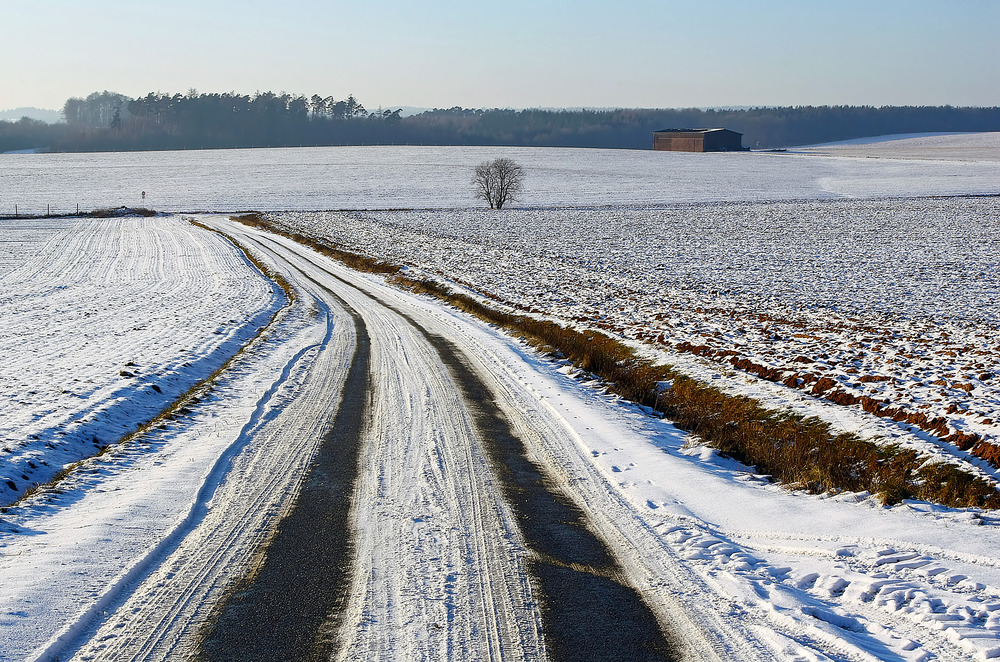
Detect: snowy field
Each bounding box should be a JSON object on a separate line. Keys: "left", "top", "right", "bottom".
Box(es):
{"left": 2, "top": 136, "right": 1000, "bottom": 661}
{"left": 270, "top": 194, "right": 1000, "bottom": 481}
{"left": 1, "top": 140, "right": 1000, "bottom": 215}
{"left": 0, "top": 216, "right": 282, "bottom": 505}
{"left": 796, "top": 132, "right": 1000, "bottom": 161}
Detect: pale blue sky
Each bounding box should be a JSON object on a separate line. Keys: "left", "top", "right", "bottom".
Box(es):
{"left": 2, "top": 0, "right": 998, "bottom": 112}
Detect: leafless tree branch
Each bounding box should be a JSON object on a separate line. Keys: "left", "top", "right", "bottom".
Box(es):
{"left": 471, "top": 157, "right": 525, "bottom": 209}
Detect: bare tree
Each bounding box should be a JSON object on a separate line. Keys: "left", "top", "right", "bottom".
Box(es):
{"left": 472, "top": 158, "right": 525, "bottom": 209}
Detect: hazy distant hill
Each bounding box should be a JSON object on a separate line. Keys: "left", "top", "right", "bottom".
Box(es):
{"left": 0, "top": 107, "right": 62, "bottom": 123}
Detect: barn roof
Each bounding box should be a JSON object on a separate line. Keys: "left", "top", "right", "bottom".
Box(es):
{"left": 653, "top": 128, "right": 742, "bottom": 135}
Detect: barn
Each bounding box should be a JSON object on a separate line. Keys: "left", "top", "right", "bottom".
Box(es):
{"left": 652, "top": 128, "right": 745, "bottom": 152}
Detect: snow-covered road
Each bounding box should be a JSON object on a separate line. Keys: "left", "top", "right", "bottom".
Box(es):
{"left": 194, "top": 223, "right": 694, "bottom": 661}
{"left": 197, "top": 225, "right": 551, "bottom": 661}
{"left": 4, "top": 216, "right": 1000, "bottom": 662}
{"left": 1, "top": 218, "right": 722, "bottom": 661}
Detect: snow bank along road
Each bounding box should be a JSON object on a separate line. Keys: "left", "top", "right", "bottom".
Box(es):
{"left": 5, "top": 215, "right": 1000, "bottom": 661}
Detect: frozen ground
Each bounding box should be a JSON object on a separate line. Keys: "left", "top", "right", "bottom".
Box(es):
{"left": 1, "top": 215, "right": 998, "bottom": 661}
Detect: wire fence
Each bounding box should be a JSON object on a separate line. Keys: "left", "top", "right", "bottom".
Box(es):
{"left": 0, "top": 203, "right": 85, "bottom": 219}
{"left": 0, "top": 203, "right": 160, "bottom": 219}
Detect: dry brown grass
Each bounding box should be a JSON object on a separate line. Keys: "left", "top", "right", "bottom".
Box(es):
{"left": 658, "top": 377, "right": 1000, "bottom": 508}
{"left": 230, "top": 213, "right": 399, "bottom": 275}
{"left": 89, "top": 207, "right": 158, "bottom": 218}
{"left": 394, "top": 277, "right": 1000, "bottom": 509}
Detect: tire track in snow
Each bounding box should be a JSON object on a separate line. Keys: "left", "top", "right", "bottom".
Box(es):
{"left": 200, "top": 230, "right": 546, "bottom": 660}
{"left": 65, "top": 222, "right": 677, "bottom": 661}
{"left": 32, "top": 299, "right": 331, "bottom": 662}
{"left": 366, "top": 290, "right": 678, "bottom": 662}
{"left": 278, "top": 235, "right": 773, "bottom": 661}
{"left": 192, "top": 231, "right": 545, "bottom": 660}
{"left": 328, "top": 288, "right": 543, "bottom": 660}
{"left": 240, "top": 230, "right": 678, "bottom": 661}
{"left": 64, "top": 247, "right": 351, "bottom": 661}
{"left": 197, "top": 263, "right": 370, "bottom": 660}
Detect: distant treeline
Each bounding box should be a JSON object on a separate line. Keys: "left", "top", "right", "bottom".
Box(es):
{"left": 2, "top": 89, "right": 1000, "bottom": 153}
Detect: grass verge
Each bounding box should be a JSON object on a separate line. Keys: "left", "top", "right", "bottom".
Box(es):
{"left": 229, "top": 212, "right": 1000, "bottom": 509}
{"left": 89, "top": 207, "right": 159, "bottom": 217}
{"left": 230, "top": 213, "right": 398, "bottom": 275}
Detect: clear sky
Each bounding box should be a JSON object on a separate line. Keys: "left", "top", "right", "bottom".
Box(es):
{"left": 2, "top": 0, "right": 998, "bottom": 113}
